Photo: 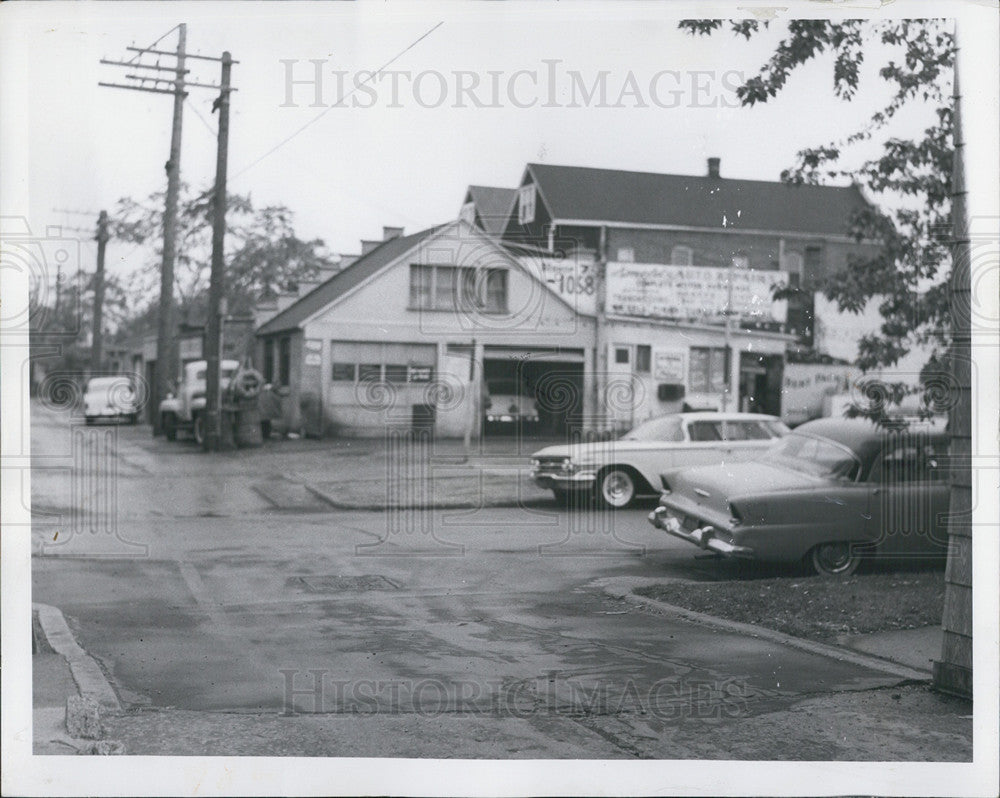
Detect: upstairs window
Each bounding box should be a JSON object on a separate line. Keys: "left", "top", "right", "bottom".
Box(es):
{"left": 670, "top": 245, "right": 693, "bottom": 265}
{"left": 411, "top": 265, "right": 507, "bottom": 313}
{"left": 518, "top": 184, "right": 536, "bottom": 225}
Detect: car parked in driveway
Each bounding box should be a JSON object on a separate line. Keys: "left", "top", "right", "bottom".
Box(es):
{"left": 531, "top": 412, "right": 789, "bottom": 508}
{"left": 83, "top": 375, "right": 139, "bottom": 425}
{"left": 648, "top": 416, "right": 951, "bottom": 576}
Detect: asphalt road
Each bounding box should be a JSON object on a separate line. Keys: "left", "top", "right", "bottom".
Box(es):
{"left": 30, "top": 402, "right": 950, "bottom": 758}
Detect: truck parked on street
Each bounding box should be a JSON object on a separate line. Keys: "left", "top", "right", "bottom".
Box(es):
{"left": 159, "top": 359, "right": 239, "bottom": 444}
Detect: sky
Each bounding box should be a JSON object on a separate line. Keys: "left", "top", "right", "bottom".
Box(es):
{"left": 0, "top": 1, "right": 968, "bottom": 306}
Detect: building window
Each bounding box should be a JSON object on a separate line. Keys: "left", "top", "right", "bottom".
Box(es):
{"left": 331, "top": 363, "right": 355, "bottom": 381}
{"left": 409, "top": 265, "right": 433, "bottom": 309}
{"left": 518, "top": 184, "right": 536, "bottom": 225}
{"left": 615, "top": 347, "right": 630, "bottom": 364}
{"left": 384, "top": 364, "right": 408, "bottom": 384}
{"left": 732, "top": 254, "right": 749, "bottom": 270}
{"left": 263, "top": 340, "right": 275, "bottom": 384}
{"left": 783, "top": 251, "right": 803, "bottom": 276}
{"left": 358, "top": 364, "right": 382, "bottom": 383}
{"left": 635, "top": 345, "right": 652, "bottom": 373}
{"left": 411, "top": 265, "right": 508, "bottom": 313}
{"left": 278, "top": 337, "right": 291, "bottom": 388}
{"left": 689, "top": 347, "right": 727, "bottom": 393}
{"left": 616, "top": 247, "right": 635, "bottom": 263}
{"left": 805, "top": 245, "right": 823, "bottom": 273}
{"left": 670, "top": 245, "right": 693, "bottom": 265}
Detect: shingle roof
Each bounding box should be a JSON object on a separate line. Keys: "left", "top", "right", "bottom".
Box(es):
{"left": 527, "top": 163, "right": 872, "bottom": 237}
{"left": 256, "top": 225, "right": 443, "bottom": 335}
{"left": 466, "top": 185, "right": 517, "bottom": 236}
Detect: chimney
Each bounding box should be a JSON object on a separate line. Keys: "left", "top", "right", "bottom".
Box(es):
{"left": 383, "top": 226, "right": 404, "bottom": 241}
{"left": 360, "top": 239, "right": 381, "bottom": 255}
{"left": 707, "top": 157, "right": 721, "bottom": 179}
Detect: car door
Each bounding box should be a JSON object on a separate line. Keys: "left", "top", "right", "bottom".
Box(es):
{"left": 676, "top": 419, "right": 729, "bottom": 468}
{"left": 866, "top": 437, "right": 951, "bottom": 558}
{"left": 722, "top": 419, "right": 778, "bottom": 461}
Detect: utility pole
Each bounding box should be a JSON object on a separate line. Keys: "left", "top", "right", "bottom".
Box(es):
{"left": 721, "top": 259, "right": 734, "bottom": 412}
{"left": 203, "top": 51, "right": 234, "bottom": 452}
{"left": 91, "top": 210, "right": 109, "bottom": 372}
{"left": 101, "top": 24, "right": 187, "bottom": 435}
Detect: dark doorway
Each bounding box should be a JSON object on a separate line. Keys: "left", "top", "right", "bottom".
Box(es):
{"left": 482, "top": 356, "right": 584, "bottom": 437}
{"left": 739, "top": 352, "right": 783, "bottom": 416}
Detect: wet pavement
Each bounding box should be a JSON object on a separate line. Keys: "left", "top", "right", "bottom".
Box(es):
{"left": 29, "top": 402, "right": 972, "bottom": 759}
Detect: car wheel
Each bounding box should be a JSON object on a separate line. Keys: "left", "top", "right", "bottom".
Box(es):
{"left": 193, "top": 413, "right": 205, "bottom": 446}
{"left": 597, "top": 468, "right": 636, "bottom": 509}
{"left": 809, "top": 542, "right": 862, "bottom": 577}
{"left": 163, "top": 414, "right": 177, "bottom": 441}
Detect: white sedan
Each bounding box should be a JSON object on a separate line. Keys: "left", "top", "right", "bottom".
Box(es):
{"left": 530, "top": 412, "right": 789, "bottom": 508}
{"left": 83, "top": 375, "right": 139, "bottom": 425}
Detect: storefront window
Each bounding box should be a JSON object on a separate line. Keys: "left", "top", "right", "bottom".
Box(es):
{"left": 384, "top": 364, "right": 408, "bottom": 383}
{"left": 635, "top": 345, "right": 651, "bottom": 373}
{"left": 358, "top": 364, "right": 382, "bottom": 382}
{"left": 689, "top": 347, "right": 727, "bottom": 394}
{"left": 331, "top": 363, "right": 355, "bottom": 382}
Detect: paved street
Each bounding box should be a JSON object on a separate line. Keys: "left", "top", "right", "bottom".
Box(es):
{"left": 30, "top": 402, "right": 972, "bottom": 758}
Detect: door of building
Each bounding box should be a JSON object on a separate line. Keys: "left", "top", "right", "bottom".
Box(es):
{"left": 739, "top": 352, "right": 783, "bottom": 417}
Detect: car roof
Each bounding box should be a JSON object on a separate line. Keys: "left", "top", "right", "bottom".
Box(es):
{"left": 676, "top": 412, "right": 781, "bottom": 422}
{"left": 793, "top": 416, "right": 948, "bottom": 463}
{"left": 86, "top": 376, "right": 125, "bottom": 387}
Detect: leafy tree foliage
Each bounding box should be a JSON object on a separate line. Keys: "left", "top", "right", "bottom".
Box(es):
{"left": 113, "top": 185, "right": 338, "bottom": 319}
{"left": 680, "top": 19, "right": 955, "bottom": 417}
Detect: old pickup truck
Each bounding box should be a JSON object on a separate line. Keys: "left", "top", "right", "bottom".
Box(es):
{"left": 159, "top": 359, "right": 239, "bottom": 444}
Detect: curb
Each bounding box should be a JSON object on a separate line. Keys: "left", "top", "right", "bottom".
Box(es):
{"left": 33, "top": 603, "right": 122, "bottom": 712}
{"left": 303, "top": 481, "right": 554, "bottom": 512}
{"left": 598, "top": 577, "right": 932, "bottom": 683}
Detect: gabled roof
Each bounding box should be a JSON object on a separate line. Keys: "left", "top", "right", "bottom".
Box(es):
{"left": 464, "top": 185, "right": 517, "bottom": 236}
{"left": 524, "top": 163, "right": 872, "bottom": 237}
{"left": 256, "top": 225, "right": 443, "bottom": 335}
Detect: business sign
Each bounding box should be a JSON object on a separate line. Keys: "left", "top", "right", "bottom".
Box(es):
{"left": 407, "top": 365, "right": 433, "bottom": 383}
{"left": 606, "top": 262, "right": 788, "bottom": 324}
{"left": 518, "top": 254, "right": 598, "bottom": 316}
{"left": 653, "top": 350, "right": 685, "bottom": 383}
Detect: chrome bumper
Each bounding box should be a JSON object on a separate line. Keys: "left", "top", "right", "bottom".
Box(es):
{"left": 532, "top": 470, "right": 596, "bottom": 490}
{"left": 648, "top": 506, "right": 754, "bottom": 558}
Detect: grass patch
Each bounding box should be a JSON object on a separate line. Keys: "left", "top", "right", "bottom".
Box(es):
{"left": 634, "top": 569, "right": 945, "bottom": 642}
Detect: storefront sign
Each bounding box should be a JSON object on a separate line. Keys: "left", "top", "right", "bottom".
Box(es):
{"left": 653, "top": 350, "right": 685, "bottom": 383}
{"left": 518, "top": 255, "right": 598, "bottom": 315}
{"left": 407, "top": 365, "right": 433, "bottom": 383}
{"left": 304, "top": 353, "right": 322, "bottom": 367}
{"left": 178, "top": 337, "right": 202, "bottom": 360}
{"left": 606, "top": 262, "right": 788, "bottom": 324}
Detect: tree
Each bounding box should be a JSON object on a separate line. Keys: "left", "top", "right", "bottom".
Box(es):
{"left": 112, "top": 185, "right": 339, "bottom": 320}
{"left": 680, "top": 19, "right": 955, "bottom": 419}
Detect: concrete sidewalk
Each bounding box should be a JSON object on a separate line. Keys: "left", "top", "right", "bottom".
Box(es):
{"left": 838, "top": 626, "right": 943, "bottom": 675}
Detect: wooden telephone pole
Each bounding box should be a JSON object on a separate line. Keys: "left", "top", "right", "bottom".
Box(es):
{"left": 101, "top": 24, "right": 187, "bottom": 433}
{"left": 203, "top": 52, "right": 235, "bottom": 452}
{"left": 91, "top": 210, "right": 109, "bottom": 372}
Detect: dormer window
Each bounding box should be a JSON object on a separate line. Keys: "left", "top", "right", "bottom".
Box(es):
{"left": 460, "top": 201, "right": 476, "bottom": 226}
{"left": 518, "top": 184, "right": 536, "bottom": 225}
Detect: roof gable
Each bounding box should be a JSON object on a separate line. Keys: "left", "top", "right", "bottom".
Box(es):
{"left": 524, "top": 163, "right": 873, "bottom": 237}
{"left": 464, "top": 185, "right": 517, "bottom": 236}
{"left": 256, "top": 225, "right": 443, "bottom": 335}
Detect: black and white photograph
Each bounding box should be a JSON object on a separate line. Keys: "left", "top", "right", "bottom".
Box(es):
{"left": 2, "top": 1, "right": 998, "bottom": 795}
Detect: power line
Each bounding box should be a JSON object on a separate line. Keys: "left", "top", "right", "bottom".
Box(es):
{"left": 228, "top": 20, "right": 444, "bottom": 184}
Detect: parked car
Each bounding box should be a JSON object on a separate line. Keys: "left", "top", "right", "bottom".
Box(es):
{"left": 648, "top": 416, "right": 951, "bottom": 576}
{"left": 531, "top": 412, "right": 789, "bottom": 508}
{"left": 83, "top": 375, "right": 138, "bottom": 425}
{"left": 484, "top": 379, "right": 539, "bottom": 426}
{"left": 159, "top": 359, "right": 239, "bottom": 444}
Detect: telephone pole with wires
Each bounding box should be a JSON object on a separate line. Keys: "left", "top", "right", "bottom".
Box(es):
{"left": 101, "top": 25, "right": 236, "bottom": 442}
{"left": 92, "top": 210, "right": 110, "bottom": 373}
{"left": 100, "top": 23, "right": 188, "bottom": 435}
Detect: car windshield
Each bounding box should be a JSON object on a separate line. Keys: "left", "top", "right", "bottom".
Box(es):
{"left": 767, "top": 432, "right": 861, "bottom": 480}
{"left": 620, "top": 415, "right": 684, "bottom": 442}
